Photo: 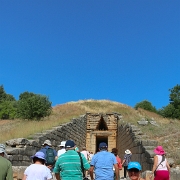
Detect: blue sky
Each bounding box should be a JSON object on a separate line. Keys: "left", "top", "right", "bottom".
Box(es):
{"left": 0, "top": 1, "right": 179, "bottom": 109}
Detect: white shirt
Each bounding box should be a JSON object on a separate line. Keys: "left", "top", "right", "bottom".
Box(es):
{"left": 24, "top": 164, "right": 52, "bottom": 180}
{"left": 57, "top": 148, "right": 66, "bottom": 157}
{"left": 156, "top": 155, "right": 168, "bottom": 171}
{"left": 81, "top": 150, "right": 89, "bottom": 160}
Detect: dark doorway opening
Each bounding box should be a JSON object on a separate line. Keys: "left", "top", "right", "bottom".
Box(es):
{"left": 96, "top": 136, "right": 108, "bottom": 153}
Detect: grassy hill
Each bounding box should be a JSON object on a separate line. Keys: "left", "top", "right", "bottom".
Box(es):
{"left": 0, "top": 99, "right": 180, "bottom": 164}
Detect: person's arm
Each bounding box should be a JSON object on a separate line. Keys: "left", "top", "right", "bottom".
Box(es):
{"left": 152, "top": 155, "right": 158, "bottom": 174}
{"left": 166, "top": 161, "right": 170, "bottom": 171}
{"left": 81, "top": 153, "right": 90, "bottom": 170}
{"left": 121, "top": 159, "right": 125, "bottom": 166}
{"left": 150, "top": 155, "right": 158, "bottom": 179}
{"left": 22, "top": 175, "right": 27, "bottom": 180}
{"left": 114, "top": 164, "right": 119, "bottom": 180}
{"left": 6, "top": 163, "right": 13, "bottom": 180}
{"left": 89, "top": 166, "right": 94, "bottom": 180}
{"left": 55, "top": 173, "right": 60, "bottom": 180}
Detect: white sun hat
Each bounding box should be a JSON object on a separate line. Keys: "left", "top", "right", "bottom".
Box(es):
{"left": 42, "top": 140, "right": 52, "bottom": 146}
{"left": 125, "top": 149, "right": 131, "bottom": 154}
{"left": 58, "top": 141, "right": 66, "bottom": 147}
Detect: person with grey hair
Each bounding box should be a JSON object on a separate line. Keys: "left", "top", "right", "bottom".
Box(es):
{"left": 0, "top": 144, "right": 13, "bottom": 180}
{"left": 53, "top": 140, "right": 90, "bottom": 180}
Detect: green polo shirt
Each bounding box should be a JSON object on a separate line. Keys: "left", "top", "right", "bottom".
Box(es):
{"left": 53, "top": 150, "right": 90, "bottom": 180}
{"left": 0, "top": 156, "right": 13, "bottom": 180}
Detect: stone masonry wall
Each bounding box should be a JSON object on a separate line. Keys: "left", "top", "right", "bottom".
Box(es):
{"left": 117, "top": 123, "right": 180, "bottom": 180}
{"left": 117, "top": 123, "right": 157, "bottom": 171}
{"left": 6, "top": 115, "right": 87, "bottom": 167}
{"left": 5, "top": 113, "right": 180, "bottom": 180}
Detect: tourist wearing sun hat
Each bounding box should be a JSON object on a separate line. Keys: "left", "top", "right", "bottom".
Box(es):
{"left": 122, "top": 149, "right": 132, "bottom": 179}
{"left": 127, "top": 162, "right": 145, "bottom": 180}
{"left": 151, "top": 146, "right": 170, "bottom": 180}
{"left": 23, "top": 151, "right": 52, "bottom": 180}
{"left": 39, "top": 139, "right": 57, "bottom": 170}
{"left": 0, "top": 144, "right": 13, "bottom": 180}
{"left": 57, "top": 141, "right": 66, "bottom": 157}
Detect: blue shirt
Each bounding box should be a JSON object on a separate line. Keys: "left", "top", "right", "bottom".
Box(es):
{"left": 90, "top": 150, "right": 117, "bottom": 180}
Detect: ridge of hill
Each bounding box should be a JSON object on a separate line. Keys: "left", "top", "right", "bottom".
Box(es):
{"left": 0, "top": 99, "right": 180, "bottom": 164}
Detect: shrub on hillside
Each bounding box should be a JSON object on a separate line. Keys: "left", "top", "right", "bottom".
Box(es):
{"left": 17, "top": 92, "right": 52, "bottom": 120}
{"left": 0, "top": 101, "right": 17, "bottom": 119}
{"left": 134, "top": 100, "right": 157, "bottom": 113}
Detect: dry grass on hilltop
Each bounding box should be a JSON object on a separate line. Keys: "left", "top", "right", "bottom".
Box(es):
{"left": 0, "top": 99, "right": 180, "bottom": 163}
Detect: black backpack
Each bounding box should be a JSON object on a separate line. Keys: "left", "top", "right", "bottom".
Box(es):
{"left": 46, "top": 148, "right": 55, "bottom": 166}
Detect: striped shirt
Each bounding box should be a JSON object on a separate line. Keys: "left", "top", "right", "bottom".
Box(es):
{"left": 53, "top": 150, "right": 90, "bottom": 180}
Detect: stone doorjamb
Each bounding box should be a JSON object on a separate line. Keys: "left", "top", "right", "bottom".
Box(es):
{"left": 87, "top": 130, "right": 113, "bottom": 152}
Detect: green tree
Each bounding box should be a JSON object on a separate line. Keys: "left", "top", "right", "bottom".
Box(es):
{"left": 134, "top": 100, "right": 157, "bottom": 112}
{"left": 0, "top": 101, "right": 17, "bottom": 119}
{"left": 17, "top": 92, "right": 52, "bottom": 120}
{"left": 158, "top": 104, "right": 175, "bottom": 117}
{"left": 0, "top": 85, "right": 17, "bottom": 119}
{"left": 0, "top": 85, "right": 7, "bottom": 103}
{"left": 161, "top": 84, "right": 180, "bottom": 119}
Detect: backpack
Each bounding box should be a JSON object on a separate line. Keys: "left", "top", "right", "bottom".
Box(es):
{"left": 46, "top": 148, "right": 55, "bottom": 166}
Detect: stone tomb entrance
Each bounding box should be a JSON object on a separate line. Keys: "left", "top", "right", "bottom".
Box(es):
{"left": 86, "top": 113, "right": 119, "bottom": 153}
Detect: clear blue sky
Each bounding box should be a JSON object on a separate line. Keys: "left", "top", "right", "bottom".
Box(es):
{"left": 0, "top": 1, "right": 179, "bottom": 109}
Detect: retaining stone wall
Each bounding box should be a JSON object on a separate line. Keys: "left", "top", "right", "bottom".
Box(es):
{"left": 6, "top": 115, "right": 87, "bottom": 166}
{"left": 117, "top": 123, "right": 157, "bottom": 171}
{"left": 5, "top": 114, "right": 180, "bottom": 180}
{"left": 117, "top": 123, "right": 180, "bottom": 180}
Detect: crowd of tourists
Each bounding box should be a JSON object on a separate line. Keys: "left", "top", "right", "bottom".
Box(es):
{"left": 0, "top": 140, "right": 171, "bottom": 180}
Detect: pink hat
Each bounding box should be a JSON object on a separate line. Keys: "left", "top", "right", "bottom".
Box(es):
{"left": 154, "top": 146, "right": 165, "bottom": 155}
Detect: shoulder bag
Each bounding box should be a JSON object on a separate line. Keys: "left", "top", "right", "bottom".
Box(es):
{"left": 154, "top": 155, "right": 165, "bottom": 176}
{"left": 78, "top": 152, "right": 89, "bottom": 180}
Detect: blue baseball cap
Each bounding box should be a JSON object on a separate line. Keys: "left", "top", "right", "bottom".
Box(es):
{"left": 99, "top": 142, "right": 107, "bottom": 149}
{"left": 127, "top": 162, "right": 142, "bottom": 171}
{"left": 65, "top": 140, "right": 75, "bottom": 148}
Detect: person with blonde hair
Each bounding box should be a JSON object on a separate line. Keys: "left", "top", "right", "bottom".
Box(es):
{"left": 151, "top": 146, "right": 170, "bottom": 180}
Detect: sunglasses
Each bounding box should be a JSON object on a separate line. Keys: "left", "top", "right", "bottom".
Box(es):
{"left": 128, "top": 168, "right": 140, "bottom": 173}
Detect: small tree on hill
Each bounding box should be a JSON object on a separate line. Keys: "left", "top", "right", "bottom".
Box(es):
{"left": 17, "top": 92, "right": 52, "bottom": 120}
{"left": 159, "top": 84, "right": 180, "bottom": 119}
{"left": 0, "top": 85, "right": 17, "bottom": 119}
{"left": 134, "top": 100, "right": 157, "bottom": 113}
{"left": 0, "top": 101, "right": 17, "bottom": 119}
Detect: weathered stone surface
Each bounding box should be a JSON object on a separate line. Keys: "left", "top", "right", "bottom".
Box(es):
{"left": 137, "top": 120, "right": 148, "bottom": 125}
{"left": 6, "top": 114, "right": 87, "bottom": 166}
{"left": 6, "top": 138, "right": 30, "bottom": 146}
{"left": 6, "top": 113, "right": 179, "bottom": 179}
